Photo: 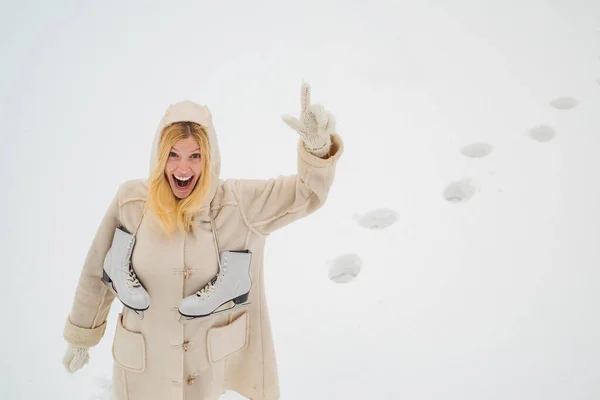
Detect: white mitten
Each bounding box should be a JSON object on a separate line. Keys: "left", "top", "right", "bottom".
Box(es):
{"left": 63, "top": 343, "right": 90, "bottom": 373}
{"left": 282, "top": 82, "right": 336, "bottom": 158}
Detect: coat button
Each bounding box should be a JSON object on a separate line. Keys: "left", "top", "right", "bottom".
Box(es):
{"left": 183, "top": 341, "right": 189, "bottom": 352}
{"left": 183, "top": 268, "right": 190, "bottom": 279}
{"left": 187, "top": 376, "right": 196, "bottom": 385}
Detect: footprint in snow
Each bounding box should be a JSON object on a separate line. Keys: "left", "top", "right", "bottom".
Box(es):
{"left": 527, "top": 125, "right": 556, "bottom": 143}
{"left": 443, "top": 179, "right": 476, "bottom": 203}
{"left": 550, "top": 96, "right": 579, "bottom": 110}
{"left": 460, "top": 142, "right": 493, "bottom": 158}
{"left": 89, "top": 377, "right": 112, "bottom": 400}
{"left": 328, "top": 253, "right": 362, "bottom": 283}
{"left": 353, "top": 208, "right": 399, "bottom": 229}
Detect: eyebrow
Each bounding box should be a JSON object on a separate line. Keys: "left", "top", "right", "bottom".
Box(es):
{"left": 172, "top": 147, "right": 201, "bottom": 153}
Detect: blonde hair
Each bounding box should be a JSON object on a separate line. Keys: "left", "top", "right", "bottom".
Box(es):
{"left": 147, "top": 122, "right": 212, "bottom": 238}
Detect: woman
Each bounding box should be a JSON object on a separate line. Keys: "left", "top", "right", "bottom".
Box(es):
{"left": 62, "top": 82, "right": 344, "bottom": 400}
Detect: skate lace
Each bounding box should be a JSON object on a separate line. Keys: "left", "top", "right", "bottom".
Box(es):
{"left": 123, "top": 237, "right": 140, "bottom": 288}
{"left": 125, "top": 263, "right": 141, "bottom": 288}
{"left": 196, "top": 277, "right": 217, "bottom": 298}
{"left": 193, "top": 214, "right": 221, "bottom": 299}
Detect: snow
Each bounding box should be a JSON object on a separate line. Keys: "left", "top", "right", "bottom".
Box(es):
{"left": 327, "top": 253, "right": 363, "bottom": 283}
{"left": 443, "top": 179, "right": 478, "bottom": 203}
{"left": 460, "top": 142, "right": 494, "bottom": 159}
{"left": 549, "top": 96, "right": 580, "bottom": 110}
{"left": 354, "top": 208, "right": 400, "bottom": 229}
{"left": 527, "top": 124, "right": 558, "bottom": 143}
{"left": 2, "top": 0, "right": 600, "bottom": 399}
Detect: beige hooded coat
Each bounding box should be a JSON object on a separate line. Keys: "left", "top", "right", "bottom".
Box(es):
{"left": 63, "top": 100, "right": 344, "bottom": 400}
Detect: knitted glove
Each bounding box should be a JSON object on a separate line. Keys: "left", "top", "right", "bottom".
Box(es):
{"left": 282, "top": 82, "right": 336, "bottom": 158}
{"left": 63, "top": 344, "right": 90, "bottom": 373}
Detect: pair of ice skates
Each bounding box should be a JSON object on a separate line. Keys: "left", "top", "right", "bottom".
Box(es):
{"left": 101, "top": 226, "right": 252, "bottom": 322}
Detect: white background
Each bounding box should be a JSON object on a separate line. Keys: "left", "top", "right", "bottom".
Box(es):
{"left": 1, "top": 0, "right": 600, "bottom": 399}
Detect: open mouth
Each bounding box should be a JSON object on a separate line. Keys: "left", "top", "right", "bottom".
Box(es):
{"left": 173, "top": 175, "right": 194, "bottom": 189}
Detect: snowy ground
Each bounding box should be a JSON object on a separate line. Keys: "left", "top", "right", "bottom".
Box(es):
{"left": 2, "top": 0, "right": 600, "bottom": 399}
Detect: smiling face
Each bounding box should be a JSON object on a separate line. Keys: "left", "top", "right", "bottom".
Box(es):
{"left": 164, "top": 136, "right": 203, "bottom": 199}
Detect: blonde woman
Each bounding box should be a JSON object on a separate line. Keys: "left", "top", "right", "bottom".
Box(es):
{"left": 62, "top": 82, "right": 344, "bottom": 400}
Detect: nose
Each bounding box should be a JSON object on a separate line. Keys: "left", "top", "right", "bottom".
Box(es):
{"left": 173, "top": 158, "right": 193, "bottom": 172}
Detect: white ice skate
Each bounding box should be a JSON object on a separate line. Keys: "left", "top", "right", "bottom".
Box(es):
{"left": 102, "top": 226, "right": 150, "bottom": 319}
{"left": 178, "top": 250, "right": 252, "bottom": 323}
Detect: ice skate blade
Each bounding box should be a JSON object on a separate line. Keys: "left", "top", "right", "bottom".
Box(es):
{"left": 134, "top": 310, "right": 145, "bottom": 320}
{"left": 178, "top": 302, "right": 251, "bottom": 324}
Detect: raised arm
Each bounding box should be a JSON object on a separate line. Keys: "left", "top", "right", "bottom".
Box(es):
{"left": 232, "top": 83, "right": 344, "bottom": 235}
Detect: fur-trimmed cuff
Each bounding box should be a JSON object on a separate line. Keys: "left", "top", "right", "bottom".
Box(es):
{"left": 63, "top": 316, "right": 107, "bottom": 348}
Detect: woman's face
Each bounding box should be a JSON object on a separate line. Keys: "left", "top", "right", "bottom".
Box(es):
{"left": 164, "top": 137, "right": 203, "bottom": 199}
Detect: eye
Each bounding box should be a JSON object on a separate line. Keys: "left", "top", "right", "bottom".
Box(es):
{"left": 169, "top": 152, "right": 178, "bottom": 158}
{"left": 191, "top": 153, "right": 201, "bottom": 159}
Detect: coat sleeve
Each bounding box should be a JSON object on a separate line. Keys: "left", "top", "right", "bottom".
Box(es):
{"left": 232, "top": 133, "right": 344, "bottom": 235}
{"left": 63, "top": 185, "right": 121, "bottom": 348}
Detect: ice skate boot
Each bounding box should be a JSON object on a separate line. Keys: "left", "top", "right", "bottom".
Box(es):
{"left": 179, "top": 250, "right": 252, "bottom": 323}
{"left": 102, "top": 226, "right": 150, "bottom": 319}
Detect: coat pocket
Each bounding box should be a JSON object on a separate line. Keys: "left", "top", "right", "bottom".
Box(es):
{"left": 206, "top": 312, "right": 249, "bottom": 364}
{"left": 112, "top": 313, "right": 146, "bottom": 373}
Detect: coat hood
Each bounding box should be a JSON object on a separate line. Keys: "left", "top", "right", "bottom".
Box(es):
{"left": 149, "top": 100, "right": 221, "bottom": 218}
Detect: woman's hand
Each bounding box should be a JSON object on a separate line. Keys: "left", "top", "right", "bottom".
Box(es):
{"left": 63, "top": 343, "right": 90, "bottom": 373}
{"left": 282, "top": 82, "right": 336, "bottom": 158}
